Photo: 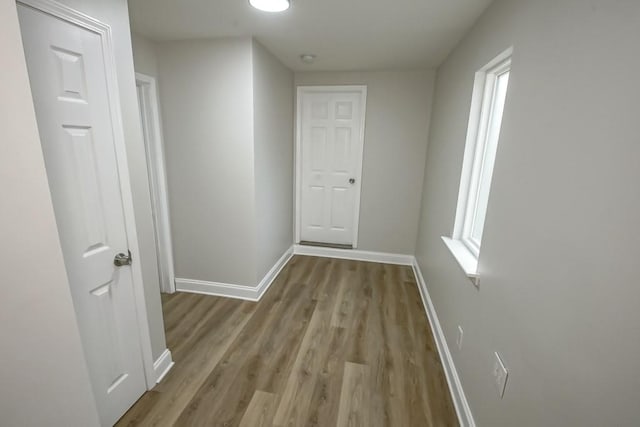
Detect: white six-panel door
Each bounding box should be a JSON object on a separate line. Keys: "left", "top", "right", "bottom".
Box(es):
{"left": 297, "top": 86, "right": 367, "bottom": 247}
{"left": 18, "top": 4, "right": 146, "bottom": 425}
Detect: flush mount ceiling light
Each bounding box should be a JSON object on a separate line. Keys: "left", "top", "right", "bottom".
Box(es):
{"left": 300, "top": 54, "right": 316, "bottom": 64}
{"left": 249, "top": 0, "right": 290, "bottom": 12}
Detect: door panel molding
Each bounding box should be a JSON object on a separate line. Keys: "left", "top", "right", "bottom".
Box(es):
{"left": 295, "top": 85, "right": 367, "bottom": 248}
{"left": 18, "top": 0, "right": 157, "bottom": 397}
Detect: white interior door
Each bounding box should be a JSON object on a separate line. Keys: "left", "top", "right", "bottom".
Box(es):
{"left": 297, "top": 86, "right": 367, "bottom": 247}
{"left": 18, "top": 4, "right": 146, "bottom": 426}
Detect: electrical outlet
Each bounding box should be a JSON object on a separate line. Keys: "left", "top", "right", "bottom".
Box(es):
{"left": 492, "top": 352, "right": 508, "bottom": 398}
{"left": 456, "top": 326, "right": 464, "bottom": 350}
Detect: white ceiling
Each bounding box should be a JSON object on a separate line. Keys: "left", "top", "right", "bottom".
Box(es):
{"left": 128, "top": 0, "right": 493, "bottom": 71}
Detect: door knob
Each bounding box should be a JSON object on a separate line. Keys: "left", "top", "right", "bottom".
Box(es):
{"left": 349, "top": 178, "right": 356, "bottom": 184}
{"left": 114, "top": 250, "right": 132, "bottom": 267}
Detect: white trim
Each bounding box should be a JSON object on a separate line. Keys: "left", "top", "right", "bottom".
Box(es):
{"left": 412, "top": 259, "right": 476, "bottom": 427}
{"left": 135, "top": 72, "right": 176, "bottom": 294}
{"left": 441, "top": 237, "right": 480, "bottom": 287}
{"left": 294, "top": 85, "right": 368, "bottom": 248}
{"left": 176, "top": 278, "right": 264, "bottom": 301}
{"left": 18, "top": 0, "right": 106, "bottom": 30}
{"left": 453, "top": 47, "right": 513, "bottom": 241}
{"left": 176, "top": 245, "right": 294, "bottom": 301}
{"left": 293, "top": 244, "right": 413, "bottom": 266}
{"left": 450, "top": 47, "right": 513, "bottom": 276}
{"left": 254, "top": 245, "right": 295, "bottom": 300}
{"left": 152, "top": 349, "right": 174, "bottom": 384}
{"left": 17, "top": 0, "right": 157, "bottom": 390}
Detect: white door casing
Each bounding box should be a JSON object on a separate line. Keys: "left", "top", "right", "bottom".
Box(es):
{"left": 296, "top": 86, "right": 367, "bottom": 247}
{"left": 136, "top": 73, "right": 175, "bottom": 294}
{"left": 18, "top": 2, "right": 150, "bottom": 425}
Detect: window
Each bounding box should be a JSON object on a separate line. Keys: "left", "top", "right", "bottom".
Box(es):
{"left": 443, "top": 48, "right": 512, "bottom": 285}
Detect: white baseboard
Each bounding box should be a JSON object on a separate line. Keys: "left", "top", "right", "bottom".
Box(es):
{"left": 175, "top": 278, "right": 263, "bottom": 301}
{"left": 293, "top": 244, "right": 414, "bottom": 265}
{"left": 412, "top": 259, "right": 475, "bottom": 427}
{"left": 175, "top": 245, "right": 294, "bottom": 302}
{"left": 255, "top": 245, "right": 295, "bottom": 300}
{"left": 152, "top": 348, "right": 174, "bottom": 384}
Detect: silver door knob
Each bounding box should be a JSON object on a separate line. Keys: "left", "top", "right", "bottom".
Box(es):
{"left": 349, "top": 178, "right": 356, "bottom": 184}
{"left": 114, "top": 251, "right": 132, "bottom": 267}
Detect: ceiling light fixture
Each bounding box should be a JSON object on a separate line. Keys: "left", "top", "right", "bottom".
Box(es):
{"left": 300, "top": 54, "right": 316, "bottom": 64}
{"left": 249, "top": 0, "right": 290, "bottom": 12}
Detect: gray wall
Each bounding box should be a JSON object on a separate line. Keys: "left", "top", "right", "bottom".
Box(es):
{"left": 415, "top": 0, "right": 640, "bottom": 425}
{"left": 0, "top": 0, "right": 100, "bottom": 424}
{"left": 157, "top": 38, "right": 258, "bottom": 286}
{"left": 252, "top": 40, "right": 294, "bottom": 279}
{"left": 294, "top": 70, "right": 435, "bottom": 255}
{"left": 131, "top": 32, "right": 158, "bottom": 78}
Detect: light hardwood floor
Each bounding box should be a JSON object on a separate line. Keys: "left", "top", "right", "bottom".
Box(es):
{"left": 116, "top": 255, "right": 458, "bottom": 427}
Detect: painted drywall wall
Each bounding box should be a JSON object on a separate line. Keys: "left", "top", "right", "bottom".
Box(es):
{"left": 252, "top": 40, "right": 294, "bottom": 279}
{"left": 131, "top": 32, "right": 158, "bottom": 77}
{"left": 156, "top": 38, "right": 258, "bottom": 286}
{"left": 415, "top": 0, "right": 640, "bottom": 425}
{"left": 49, "top": 0, "right": 168, "bottom": 362}
{"left": 294, "top": 70, "right": 435, "bottom": 255}
{"left": 0, "top": 1, "right": 100, "bottom": 424}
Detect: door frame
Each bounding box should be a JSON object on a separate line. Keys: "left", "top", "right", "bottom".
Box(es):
{"left": 135, "top": 72, "right": 176, "bottom": 294}
{"left": 18, "top": 0, "right": 158, "bottom": 390}
{"left": 294, "top": 85, "right": 368, "bottom": 248}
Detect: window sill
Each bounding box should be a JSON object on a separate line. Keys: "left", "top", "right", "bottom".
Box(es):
{"left": 441, "top": 236, "right": 480, "bottom": 287}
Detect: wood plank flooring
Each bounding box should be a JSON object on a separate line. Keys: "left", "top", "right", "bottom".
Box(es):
{"left": 116, "top": 255, "right": 457, "bottom": 427}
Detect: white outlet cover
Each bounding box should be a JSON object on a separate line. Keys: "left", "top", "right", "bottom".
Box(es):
{"left": 493, "top": 352, "right": 508, "bottom": 398}
{"left": 456, "top": 326, "right": 464, "bottom": 350}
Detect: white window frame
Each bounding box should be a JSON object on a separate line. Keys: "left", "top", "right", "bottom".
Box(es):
{"left": 443, "top": 47, "right": 513, "bottom": 286}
